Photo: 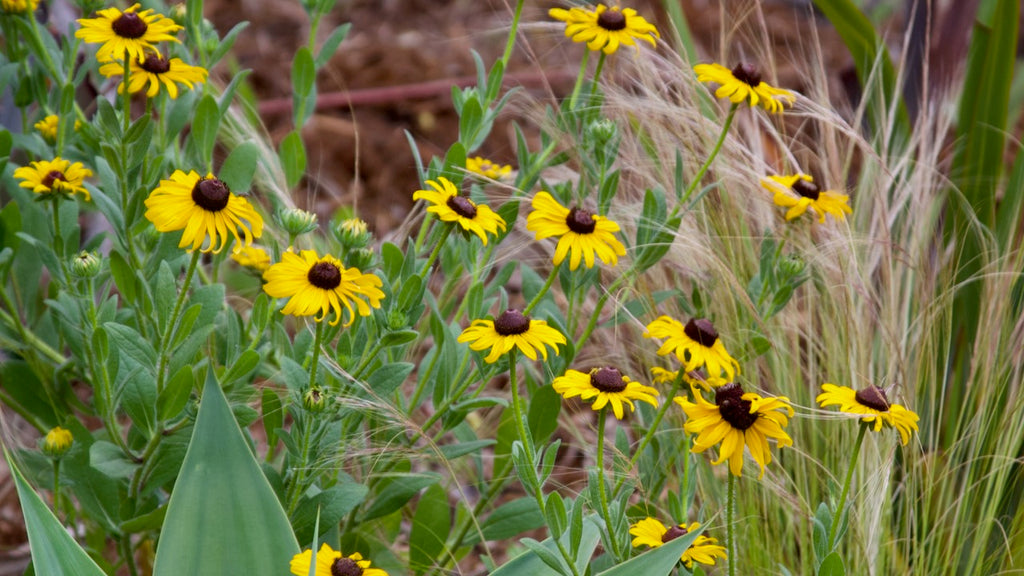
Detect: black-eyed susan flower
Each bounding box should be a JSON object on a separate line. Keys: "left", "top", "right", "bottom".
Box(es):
{"left": 98, "top": 53, "right": 207, "bottom": 98}
{"left": 290, "top": 543, "right": 388, "bottom": 576}
{"left": 629, "top": 518, "right": 727, "bottom": 569}
{"left": 231, "top": 245, "right": 271, "bottom": 272}
{"left": 553, "top": 367, "right": 658, "bottom": 420}
{"left": 650, "top": 366, "right": 725, "bottom": 392}
{"left": 817, "top": 383, "right": 919, "bottom": 445}
{"left": 263, "top": 249, "right": 384, "bottom": 327}
{"left": 675, "top": 383, "right": 793, "bottom": 478}
{"left": 14, "top": 157, "right": 93, "bottom": 201}
{"left": 761, "top": 173, "right": 852, "bottom": 223}
{"left": 75, "top": 3, "right": 182, "bottom": 63}
{"left": 457, "top": 309, "right": 566, "bottom": 364}
{"left": 34, "top": 115, "right": 81, "bottom": 143}
{"left": 413, "top": 176, "right": 506, "bottom": 245}
{"left": 694, "top": 62, "right": 795, "bottom": 113}
{"left": 42, "top": 426, "right": 73, "bottom": 458}
{"left": 466, "top": 156, "right": 512, "bottom": 180}
{"left": 144, "top": 170, "right": 263, "bottom": 254}
{"left": 526, "top": 191, "right": 626, "bottom": 271}
{"left": 549, "top": 3, "right": 659, "bottom": 55}
{"left": 0, "top": 0, "right": 37, "bottom": 13}
{"left": 644, "top": 317, "right": 740, "bottom": 381}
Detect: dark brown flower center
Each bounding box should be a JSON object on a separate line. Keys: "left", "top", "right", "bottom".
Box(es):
{"left": 191, "top": 178, "right": 231, "bottom": 212}
{"left": 42, "top": 170, "right": 67, "bottom": 189}
{"left": 597, "top": 8, "right": 627, "bottom": 31}
{"left": 683, "top": 318, "right": 719, "bottom": 348}
{"left": 566, "top": 207, "right": 597, "bottom": 234}
{"left": 111, "top": 11, "right": 148, "bottom": 39}
{"left": 494, "top": 309, "right": 530, "bottom": 336}
{"left": 715, "top": 382, "right": 757, "bottom": 430}
{"left": 307, "top": 261, "right": 342, "bottom": 290}
{"left": 446, "top": 195, "right": 478, "bottom": 219}
{"left": 854, "top": 385, "right": 890, "bottom": 412}
{"left": 141, "top": 54, "right": 171, "bottom": 74}
{"left": 331, "top": 557, "right": 363, "bottom": 576}
{"left": 731, "top": 63, "right": 762, "bottom": 87}
{"left": 661, "top": 524, "right": 689, "bottom": 543}
{"left": 591, "top": 367, "right": 627, "bottom": 393}
{"left": 791, "top": 178, "right": 820, "bottom": 200}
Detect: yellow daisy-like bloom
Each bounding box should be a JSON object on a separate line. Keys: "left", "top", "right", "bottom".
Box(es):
{"left": 42, "top": 426, "right": 73, "bottom": 458}
{"left": 694, "top": 62, "right": 795, "bottom": 114}
{"left": 553, "top": 367, "right": 658, "bottom": 420}
{"left": 817, "top": 383, "right": 919, "bottom": 445}
{"left": 457, "top": 309, "right": 566, "bottom": 364}
{"left": 290, "top": 543, "right": 389, "bottom": 576}
{"left": 644, "top": 316, "right": 740, "bottom": 382}
{"left": 144, "top": 170, "right": 263, "bottom": 254}
{"left": 75, "top": 3, "right": 182, "bottom": 63}
{"left": 98, "top": 53, "right": 207, "bottom": 98}
{"left": 629, "top": 518, "right": 727, "bottom": 569}
{"left": 231, "top": 245, "right": 271, "bottom": 272}
{"left": 526, "top": 191, "right": 626, "bottom": 271}
{"left": 34, "top": 115, "right": 81, "bottom": 143}
{"left": 549, "top": 3, "right": 659, "bottom": 55}
{"left": 0, "top": 0, "right": 38, "bottom": 13}
{"left": 413, "top": 176, "right": 506, "bottom": 245}
{"left": 676, "top": 383, "right": 793, "bottom": 478}
{"left": 466, "top": 156, "right": 512, "bottom": 180}
{"left": 650, "top": 367, "right": 726, "bottom": 392}
{"left": 263, "top": 249, "right": 384, "bottom": 327}
{"left": 14, "top": 157, "right": 93, "bottom": 201}
{"left": 761, "top": 173, "right": 853, "bottom": 223}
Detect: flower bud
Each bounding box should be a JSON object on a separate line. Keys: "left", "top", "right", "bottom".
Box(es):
{"left": 586, "top": 119, "right": 618, "bottom": 148}
{"left": 42, "top": 426, "right": 73, "bottom": 459}
{"left": 387, "top": 310, "right": 408, "bottom": 331}
{"left": 70, "top": 251, "right": 101, "bottom": 279}
{"left": 276, "top": 207, "right": 319, "bottom": 237}
{"left": 344, "top": 247, "right": 375, "bottom": 271}
{"left": 779, "top": 254, "right": 806, "bottom": 278}
{"left": 303, "top": 386, "right": 327, "bottom": 413}
{"left": 334, "top": 218, "right": 371, "bottom": 249}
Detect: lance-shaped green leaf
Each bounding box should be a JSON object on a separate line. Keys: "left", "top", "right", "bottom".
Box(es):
{"left": 596, "top": 526, "right": 702, "bottom": 576}
{"left": 153, "top": 376, "right": 298, "bottom": 576}
{"left": 6, "top": 450, "right": 106, "bottom": 576}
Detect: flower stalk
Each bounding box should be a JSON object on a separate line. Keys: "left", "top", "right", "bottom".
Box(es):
{"left": 828, "top": 422, "right": 868, "bottom": 551}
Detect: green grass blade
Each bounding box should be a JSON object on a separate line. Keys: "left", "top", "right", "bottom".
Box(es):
{"left": 811, "top": 0, "right": 910, "bottom": 141}
{"left": 153, "top": 376, "right": 299, "bottom": 576}
{"left": 5, "top": 450, "right": 106, "bottom": 576}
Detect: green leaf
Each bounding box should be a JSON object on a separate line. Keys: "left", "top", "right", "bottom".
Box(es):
{"left": 366, "top": 362, "right": 415, "bottom": 398}
{"left": 315, "top": 23, "right": 352, "bottom": 69}
{"left": 520, "top": 538, "right": 566, "bottom": 574}
{"left": 379, "top": 330, "right": 418, "bottom": 349}
{"left": 409, "top": 483, "right": 451, "bottom": 574}
{"left": 490, "top": 516, "right": 601, "bottom": 576}
{"left": 191, "top": 94, "right": 221, "bottom": 166}
{"left": 209, "top": 21, "right": 250, "bottom": 68}
{"left": 292, "top": 482, "right": 368, "bottom": 545}
{"left": 438, "top": 439, "right": 495, "bottom": 460}
{"left": 5, "top": 451, "right": 107, "bottom": 576}
{"left": 818, "top": 553, "right": 846, "bottom": 576}
{"left": 467, "top": 497, "right": 543, "bottom": 544}
{"left": 291, "top": 47, "right": 316, "bottom": 128}
{"left": 153, "top": 377, "right": 299, "bottom": 575}
{"left": 280, "top": 130, "right": 307, "bottom": 189}
{"left": 528, "top": 384, "right": 561, "bottom": 445}
{"left": 219, "top": 142, "right": 260, "bottom": 193}
{"left": 158, "top": 365, "right": 194, "bottom": 421}
{"left": 262, "top": 388, "right": 284, "bottom": 457}
{"left": 362, "top": 473, "right": 440, "bottom": 522}
{"left": 544, "top": 493, "right": 568, "bottom": 538}
{"left": 595, "top": 525, "right": 701, "bottom": 576}
{"left": 222, "top": 349, "right": 261, "bottom": 385}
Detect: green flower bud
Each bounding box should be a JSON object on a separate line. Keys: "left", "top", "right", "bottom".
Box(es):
{"left": 303, "top": 386, "right": 327, "bottom": 413}
{"left": 277, "top": 208, "right": 319, "bottom": 237}
{"left": 344, "top": 247, "right": 375, "bottom": 271}
{"left": 334, "top": 218, "right": 372, "bottom": 249}
{"left": 42, "top": 426, "right": 73, "bottom": 459}
{"left": 780, "top": 254, "right": 806, "bottom": 279}
{"left": 70, "top": 251, "right": 101, "bottom": 279}
{"left": 586, "top": 119, "right": 618, "bottom": 148}
{"left": 387, "top": 310, "right": 408, "bottom": 331}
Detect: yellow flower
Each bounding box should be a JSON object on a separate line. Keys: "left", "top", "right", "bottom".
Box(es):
{"left": 466, "top": 156, "right": 512, "bottom": 180}
{"left": 817, "top": 383, "right": 919, "bottom": 445}
{"left": 76, "top": 3, "right": 182, "bottom": 63}
{"left": 549, "top": 3, "right": 659, "bottom": 55}
{"left": 694, "top": 62, "right": 795, "bottom": 113}
{"left": 42, "top": 426, "right": 73, "bottom": 458}
{"left": 761, "top": 173, "right": 852, "bottom": 223}
{"left": 14, "top": 157, "right": 93, "bottom": 201}
{"left": 553, "top": 367, "right": 658, "bottom": 420}
{"left": 34, "top": 115, "right": 81, "bottom": 143}
{"left": 263, "top": 249, "right": 384, "bottom": 327}
{"left": 676, "top": 383, "right": 793, "bottom": 478}
{"left": 413, "top": 176, "right": 506, "bottom": 245}
{"left": 290, "top": 543, "right": 389, "bottom": 576}
{"left": 231, "top": 245, "right": 271, "bottom": 272}
{"left": 98, "top": 53, "right": 207, "bottom": 98}
{"left": 457, "top": 309, "right": 566, "bottom": 364}
{"left": 650, "top": 367, "right": 726, "bottom": 392}
{"left": 526, "top": 191, "right": 626, "bottom": 271}
{"left": 0, "top": 0, "right": 38, "bottom": 13}
{"left": 629, "top": 518, "right": 727, "bottom": 569}
{"left": 644, "top": 317, "right": 740, "bottom": 381}
{"left": 144, "top": 170, "right": 263, "bottom": 253}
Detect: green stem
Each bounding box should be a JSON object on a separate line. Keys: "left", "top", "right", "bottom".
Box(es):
{"left": 507, "top": 350, "right": 534, "bottom": 463}
{"left": 122, "top": 51, "right": 131, "bottom": 133}
{"left": 523, "top": 260, "right": 562, "bottom": 315}
{"left": 828, "top": 423, "right": 867, "bottom": 551}
{"left": 420, "top": 225, "right": 453, "bottom": 277}
{"left": 306, "top": 320, "right": 326, "bottom": 386}
{"left": 501, "top": 0, "right": 525, "bottom": 67}
{"left": 0, "top": 293, "right": 65, "bottom": 365}
{"left": 120, "top": 536, "right": 139, "bottom": 576}
{"left": 50, "top": 201, "right": 67, "bottom": 281}
{"left": 596, "top": 408, "right": 621, "bottom": 559}
{"left": 568, "top": 49, "right": 591, "bottom": 111}
{"left": 52, "top": 459, "right": 61, "bottom": 521}
{"left": 672, "top": 103, "right": 738, "bottom": 215}
{"left": 727, "top": 472, "right": 736, "bottom": 576}
{"left": 613, "top": 371, "right": 684, "bottom": 495}
{"left": 155, "top": 251, "right": 202, "bottom": 395}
